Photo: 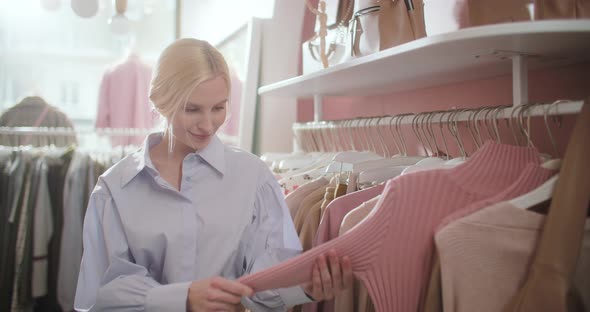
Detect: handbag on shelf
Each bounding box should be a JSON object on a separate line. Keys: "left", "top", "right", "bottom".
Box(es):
{"left": 467, "top": 0, "right": 532, "bottom": 26}
{"left": 534, "top": 0, "right": 590, "bottom": 20}
{"left": 423, "top": 0, "right": 532, "bottom": 37}
{"left": 302, "top": 26, "right": 349, "bottom": 74}
{"left": 302, "top": 0, "right": 354, "bottom": 74}
{"left": 347, "top": 0, "right": 426, "bottom": 58}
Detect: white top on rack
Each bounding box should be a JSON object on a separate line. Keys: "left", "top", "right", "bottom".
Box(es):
{"left": 259, "top": 20, "right": 590, "bottom": 98}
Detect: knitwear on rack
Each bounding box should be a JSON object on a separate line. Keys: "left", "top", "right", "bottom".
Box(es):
{"left": 239, "top": 142, "right": 551, "bottom": 312}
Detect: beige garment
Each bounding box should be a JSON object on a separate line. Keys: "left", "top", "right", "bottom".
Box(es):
{"left": 327, "top": 183, "right": 348, "bottom": 216}
{"left": 285, "top": 177, "right": 329, "bottom": 220}
{"left": 422, "top": 253, "right": 442, "bottom": 312}
{"left": 506, "top": 100, "right": 590, "bottom": 312}
{"left": 436, "top": 201, "right": 590, "bottom": 312}
{"left": 0, "top": 96, "right": 76, "bottom": 147}
{"left": 299, "top": 187, "right": 336, "bottom": 251}
{"left": 294, "top": 185, "right": 330, "bottom": 235}
{"left": 334, "top": 196, "right": 380, "bottom": 312}
{"left": 340, "top": 196, "right": 381, "bottom": 236}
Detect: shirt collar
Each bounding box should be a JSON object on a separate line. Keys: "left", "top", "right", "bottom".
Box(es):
{"left": 121, "top": 132, "right": 226, "bottom": 187}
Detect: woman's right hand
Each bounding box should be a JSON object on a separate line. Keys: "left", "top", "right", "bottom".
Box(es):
{"left": 186, "top": 277, "right": 254, "bottom": 312}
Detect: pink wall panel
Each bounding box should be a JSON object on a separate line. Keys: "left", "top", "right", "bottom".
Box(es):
{"left": 296, "top": 62, "right": 589, "bottom": 158}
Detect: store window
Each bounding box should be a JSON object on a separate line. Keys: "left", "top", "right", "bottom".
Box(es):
{"left": 0, "top": 0, "right": 177, "bottom": 129}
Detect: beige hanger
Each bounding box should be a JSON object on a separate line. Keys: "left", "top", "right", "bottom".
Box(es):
{"left": 544, "top": 100, "right": 570, "bottom": 158}
{"left": 412, "top": 113, "right": 428, "bottom": 156}
{"left": 438, "top": 110, "right": 451, "bottom": 159}
{"left": 387, "top": 115, "right": 402, "bottom": 157}
{"left": 375, "top": 116, "right": 390, "bottom": 157}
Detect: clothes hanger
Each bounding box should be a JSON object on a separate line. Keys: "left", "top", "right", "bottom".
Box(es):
{"left": 542, "top": 100, "right": 572, "bottom": 170}
{"left": 411, "top": 111, "right": 445, "bottom": 166}
{"left": 353, "top": 113, "right": 423, "bottom": 173}
{"left": 375, "top": 116, "right": 390, "bottom": 157}
{"left": 331, "top": 117, "right": 382, "bottom": 164}
{"left": 444, "top": 108, "right": 468, "bottom": 165}
{"left": 509, "top": 174, "right": 559, "bottom": 210}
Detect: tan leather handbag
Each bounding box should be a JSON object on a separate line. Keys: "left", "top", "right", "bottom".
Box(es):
{"left": 348, "top": 0, "right": 425, "bottom": 58}
{"left": 535, "top": 0, "right": 590, "bottom": 19}
{"left": 379, "top": 0, "right": 426, "bottom": 50}
{"left": 467, "top": 0, "right": 532, "bottom": 26}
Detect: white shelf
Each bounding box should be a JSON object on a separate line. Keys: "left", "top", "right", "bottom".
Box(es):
{"left": 259, "top": 20, "right": 590, "bottom": 98}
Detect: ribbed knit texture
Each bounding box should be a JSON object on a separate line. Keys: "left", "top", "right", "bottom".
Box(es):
{"left": 304, "top": 185, "right": 385, "bottom": 312}
{"left": 239, "top": 142, "right": 545, "bottom": 312}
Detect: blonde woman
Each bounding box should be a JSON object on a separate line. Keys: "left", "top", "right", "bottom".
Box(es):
{"left": 74, "top": 38, "right": 352, "bottom": 312}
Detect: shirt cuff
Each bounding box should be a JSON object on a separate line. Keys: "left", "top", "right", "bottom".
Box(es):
{"left": 277, "top": 286, "right": 313, "bottom": 308}
{"left": 145, "top": 282, "right": 191, "bottom": 312}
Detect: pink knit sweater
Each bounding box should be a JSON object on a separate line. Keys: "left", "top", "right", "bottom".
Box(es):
{"left": 239, "top": 142, "right": 549, "bottom": 312}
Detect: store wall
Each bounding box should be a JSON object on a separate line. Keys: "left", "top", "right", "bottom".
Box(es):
{"left": 180, "top": 0, "right": 304, "bottom": 155}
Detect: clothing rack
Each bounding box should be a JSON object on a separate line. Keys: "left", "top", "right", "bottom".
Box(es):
{"left": 0, "top": 127, "right": 155, "bottom": 136}
{"left": 0, "top": 126, "right": 240, "bottom": 147}
{"left": 293, "top": 100, "right": 583, "bottom": 131}
{"left": 292, "top": 99, "right": 584, "bottom": 156}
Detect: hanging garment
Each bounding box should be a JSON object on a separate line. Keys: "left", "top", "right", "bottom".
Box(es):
{"left": 57, "top": 153, "right": 90, "bottom": 311}
{"left": 239, "top": 142, "right": 552, "bottom": 312}
{"left": 436, "top": 202, "right": 590, "bottom": 311}
{"left": 0, "top": 153, "right": 27, "bottom": 312}
{"left": 46, "top": 149, "right": 74, "bottom": 311}
{"left": 279, "top": 170, "right": 323, "bottom": 196}
{"left": 299, "top": 186, "right": 337, "bottom": 251}
{"left": 294, "top": 179, "right": 337, "bottom": 235}
{"left": 285, "top": 177, "right": 329, "bottom": 219}
{"left": 31, "top": 157, "right": 52, "bottom": 299}
{"left": 314, "top": 184, "right": 386, "bottom": 247}
{"left": 95, "top": 54, "right": 155, "bottom": 146}
{"left": 0, "top": 96, "right": 76, "bottom": 147}
{"left": 334, "top": 196, "right": 381, "bottom": 312}
{"left": 303, "top": 184, "right": 385, "bottom": 312}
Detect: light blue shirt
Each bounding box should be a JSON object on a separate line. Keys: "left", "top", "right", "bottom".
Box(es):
{"left": 74, "top": 133, "right": 311, "bottom": 311}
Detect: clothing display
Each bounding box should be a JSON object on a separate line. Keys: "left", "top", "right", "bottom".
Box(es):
{"left": 285, "top": 177, "right": 329, "bottom": 219}
{"left": 239, "top": 142, "right": 555, "bottom": 312}
{"left": 0, "top": 146, "right": 115, "bottom": 312}
{"left": 95, "top": 54, "right": 155, "bottom": 146}
{"left": 436, "top": 202, "right": 590, "bottom": 312}
{"left": 3, "top": 4, "right": 588, "bottom": 312}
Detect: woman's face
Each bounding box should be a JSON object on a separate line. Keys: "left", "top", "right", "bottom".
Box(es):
{"left": 170, "top": 75, "right": 228, "bottom": 152}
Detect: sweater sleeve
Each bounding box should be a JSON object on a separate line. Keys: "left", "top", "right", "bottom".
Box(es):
{"left": 95, "top": 72, "right": 110, "bottom": 129}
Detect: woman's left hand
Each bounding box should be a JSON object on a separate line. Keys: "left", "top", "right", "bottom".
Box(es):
{"left": 302, "top": 249, "right": 353, "bottom": 301}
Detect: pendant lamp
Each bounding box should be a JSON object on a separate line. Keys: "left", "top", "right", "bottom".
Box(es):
{"left": 71, "top": 0, "right": 99, "bottom": 18}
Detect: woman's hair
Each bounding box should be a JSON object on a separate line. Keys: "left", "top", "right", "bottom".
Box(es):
{"left": 149, "top": 38, "right": 230, "bottom": 149}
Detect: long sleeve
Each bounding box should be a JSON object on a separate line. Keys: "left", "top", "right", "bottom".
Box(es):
{"left": 74, "top": 181, "right": 190, "bottom": 312}
{"left": 239, "top": 178, "right": 313, "bottom": 311}
{"left": 95, "top": 72, "right": 110, "bottom": 129}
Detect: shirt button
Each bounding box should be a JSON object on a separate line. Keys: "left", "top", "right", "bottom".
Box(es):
{"left": 185, "top": 176, "right": 191, "bottom": 181}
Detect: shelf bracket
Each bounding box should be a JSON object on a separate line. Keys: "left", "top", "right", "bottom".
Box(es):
{"left": 314, "top": 95, "right": 323, "bottom": 121}
{"left": 512, "top": 54, "right": 529, "bottom": 107}
{"left": 476, "top": 50, "right": 537, "bottom": 107}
